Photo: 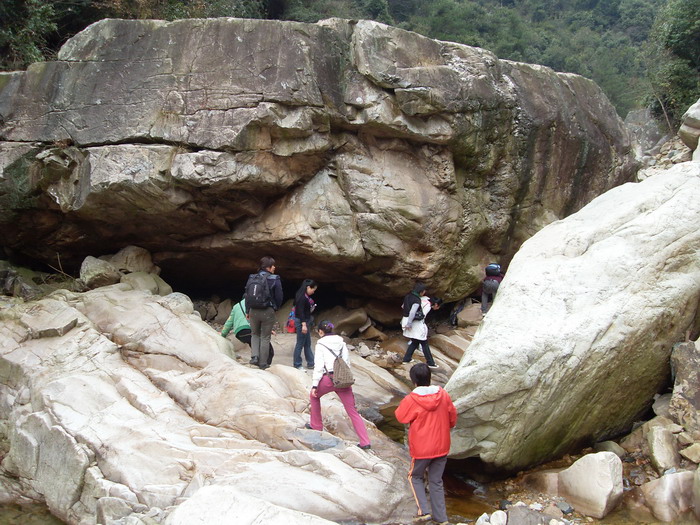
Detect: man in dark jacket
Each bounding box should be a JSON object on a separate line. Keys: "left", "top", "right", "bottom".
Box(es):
{"left": 395, "top": 363, "right": 457, "bottom": 525}
{"left": 245, "top": 256, "right": 283, "bottom": 370}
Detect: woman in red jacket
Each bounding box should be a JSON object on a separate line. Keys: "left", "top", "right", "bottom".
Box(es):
{"left": 395, "top": 363, "right": 457, "bottom": 525}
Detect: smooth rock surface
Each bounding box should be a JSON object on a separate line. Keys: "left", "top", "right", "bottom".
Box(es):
{"left": 640, "top": 470, "right": 694, "bottom": 522}
{"left": 447, "top": 162, "right": 700, "bottom": 470}
{"left": 679, "top": 98, "right": 700, "bottom": 151}
{"left": 558, "top": 452, "right": 623, "bottom": 519}
{"left": 0, "top": 285, "right": 415, "bottom": 524}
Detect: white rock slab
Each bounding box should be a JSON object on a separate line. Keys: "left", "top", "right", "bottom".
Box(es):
{"left": 558, "top": 452, "right": 623, "bottom": 518}
{"left": 447, "top": 162, "right": 700, "bottom": 470}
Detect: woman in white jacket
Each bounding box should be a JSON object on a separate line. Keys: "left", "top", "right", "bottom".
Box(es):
{"left": 306, "top": 320, "right": 371, "bottom": 450}
{"left": 401, "top": 283, "right": 438, "bottom": 368}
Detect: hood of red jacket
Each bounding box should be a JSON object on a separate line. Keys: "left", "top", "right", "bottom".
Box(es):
{"left": 408, "top": 385, "right": 446, "bottom": 412}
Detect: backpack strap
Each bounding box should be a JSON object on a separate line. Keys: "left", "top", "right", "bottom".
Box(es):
{"left": 318, "top": 342, "right": 340, "bottom": 375}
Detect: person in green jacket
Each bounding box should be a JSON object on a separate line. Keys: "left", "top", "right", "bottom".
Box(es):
{"left": 221, "top": 298, "right": 275, "bottom": 365}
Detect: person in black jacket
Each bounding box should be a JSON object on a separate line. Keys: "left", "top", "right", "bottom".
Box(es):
{"left": 293, "top": 279, "right": 317, "bottom": 369}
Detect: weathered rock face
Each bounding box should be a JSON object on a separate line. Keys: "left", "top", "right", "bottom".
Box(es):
{"left": 0, "top": 18, "right": 636, "bottom": 299}
{"left": 0, "top": 284, "right": 415, "bottom": 524}
{"left": 680, "top": 98, "right": 700, "bottom": 158}
{"left": 446, "top": 161, "right": 700, "bottom": 472}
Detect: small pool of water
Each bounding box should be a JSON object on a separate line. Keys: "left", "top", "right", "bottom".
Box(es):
{"left": 0, "top": 504, "right": 64, "bottom": 525}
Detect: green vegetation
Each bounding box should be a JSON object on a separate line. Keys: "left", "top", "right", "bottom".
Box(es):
{"left": 1, "top": 0, "right": 698, "bottom": 126}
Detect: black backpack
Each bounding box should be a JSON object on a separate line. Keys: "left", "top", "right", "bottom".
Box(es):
{"left": 245, "top": 272, "right": 271, "bottom": 309}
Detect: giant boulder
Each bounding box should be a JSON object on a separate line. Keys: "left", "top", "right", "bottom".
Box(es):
{"left": 0, "top": 18, "right": 636, "bottom": 299}
{"left": 446, "top": 161, "right": 700, "bottom": 471}
{"left": 0, "top": 285, "right": 414, "bottom": 524}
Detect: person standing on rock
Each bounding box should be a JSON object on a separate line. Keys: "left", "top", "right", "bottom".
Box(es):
{"left": 481, "top": 263, "right": 503, "bottom": 314}
{"left": 221, "top": 298, "right": 274, "bottom": 366}
{"left": 395, "top": 363, "right": 456, "bottom": 525}
{"left": 307, "top": 320, "right": 371, "bottom": 450}
{"left": 293, "top": 279, "right": 318, "bottom": 370}
{"left": 401, "top": 282, "right": 438, "bottom": 369}
{"left": 244, "top": 256, "right": 283, "bottom": 370}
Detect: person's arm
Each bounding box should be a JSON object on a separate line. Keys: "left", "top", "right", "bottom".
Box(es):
{"left": 395, "top": 396, "right": 415, "bottom": 424}
{"left": 341, "top": 342, "right": 351, "bottom": 369}
{"left": 310, "top": 342, "right": 325, "bottom": 396}
{"left": 295, "top": 294, "right": 310, "bottom": 334}
{"left": 221, "top": 309, "right": 235, "bottom": 337}
{"left": 271, "top": 277, "right": 283, "bottom": 310}
{"left": 406, "top": 302, "right": 419, "bottom": 324}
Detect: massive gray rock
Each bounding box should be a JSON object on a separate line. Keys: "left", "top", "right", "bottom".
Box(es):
{"left": 446, "top": 161, "right": 700, "bottom": 472}
{"left": 0, "top": 18, "right": 636, "bottom": 299}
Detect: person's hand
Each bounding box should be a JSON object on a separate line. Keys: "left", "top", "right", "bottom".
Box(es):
{"left": 302, "top": 323, "right": 308, "bottom": 334}
{"left": 311, "top": 387, "right": 318, "bottom": 398}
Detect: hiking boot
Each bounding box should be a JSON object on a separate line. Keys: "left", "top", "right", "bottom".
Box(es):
{"left": 428, "top": 364, "right": 439, "bottom": 369}
{"left": 295, "top": 365, "right": 304, "bottom": 370}
{"left": 249, "top": 357, "right": 259, "bottom": 365}
{"left": 357, "top": 443, "right": 371, "bottom": 450}
{"left": 306, "top": 364, "right": 314, "bottom": 369}
{"left": 304, "top": 423, "right": 314, "bottom": 430}
{"left": 258, "top": 363, "right": 270, "bottom": 370}
{"left": 412, "top": 514, "right": 431, "bottom": 523}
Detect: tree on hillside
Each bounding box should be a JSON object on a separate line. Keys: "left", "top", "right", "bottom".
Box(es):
{"left": 645, "top": 0, "right": 700, "bottom": 128}
{"left": 0, "top": 0, "right": 57, "bottom": 70}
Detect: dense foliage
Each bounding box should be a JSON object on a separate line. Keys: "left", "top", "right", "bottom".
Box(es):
{"left": 1, "top": 0, "right": 698, "bottom": 125}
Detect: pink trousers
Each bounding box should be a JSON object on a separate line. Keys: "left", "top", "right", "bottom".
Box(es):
{"left": 309, "top": 374, "right": 371, "bottom": 447}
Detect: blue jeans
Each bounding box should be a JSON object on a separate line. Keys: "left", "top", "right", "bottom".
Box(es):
{"left": 293, "top": 320, "right": 314, "bottom": 368}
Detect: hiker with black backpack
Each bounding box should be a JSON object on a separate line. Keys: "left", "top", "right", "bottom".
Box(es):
{"left": 306, "top": 320, "right": 371, "bottom": 450}
{"left": 244, "top": 256, "right": 283, "bottom": 370}
{"left": 221, "top": 298, "right": 275, "bottom": 366}
{"left": 481, "top": 263, "right": 504, "bottom": 314}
